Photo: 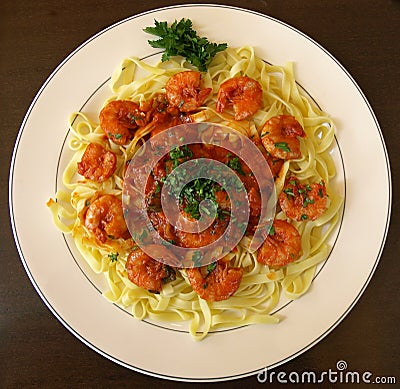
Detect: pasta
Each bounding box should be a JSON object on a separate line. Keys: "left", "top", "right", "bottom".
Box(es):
{"left": 47, "top": 45, "right": 343, "bottom": 341}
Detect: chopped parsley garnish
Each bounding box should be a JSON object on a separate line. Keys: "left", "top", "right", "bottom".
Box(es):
{"left": 274, "top": 142, "right": 291, "bottom": 152}
{"left": 303, "top": 197, "right": 315, "bottom": 207}
{"left": 218, "top": 208, "right": 231, "bottom": 220}
{"left": 162, "top": 265, "right": 176, "bottom": 284}
{"left": 283, "top": 187, "right": 295, "bottom": 198}
{"left": 192, "top": 251, "right": 202, "bottom": 267}
{"left": 180, "top": 178, "right": 219, "bottom": 220}
{"left": 162, "top": 157, "right": 223, "bottom": 220}
{"left": 169, "top": 145, "right": 193, "bottom": 167}
{"left": 143, "top": 18, "right": 228, "bottom": 71}
{"left": 227, "top": 156, "right": 245, "bottom": 176}
{"left": 130, "top": 114, "right": 144, "bottom": 123}
{"left": 206, "top": 262, "right": 217, "bottom": 274}
{"left": 108, "top": 252, "right": 119, "bottom": 262}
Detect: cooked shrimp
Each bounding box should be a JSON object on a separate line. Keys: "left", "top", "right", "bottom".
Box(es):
{"left": 279, "top": 176, "right": 328, "bottom": 221}
{"left": 99, "top": 100, "right": 149, "bottom": 145}
{"left": 165, "top": 71, "right": 212, "bottom": 112}
{"left": 84, "top": 194, "right": 128, "bottom": 243}
{"left": 148, "top": 211, "right": 177, "bottom": 244}
{"left": 257, "top": 219, "right": 301, "bottom": 267}
{"left": 261, "top": 115, "right": 306, "bottom": 159}
{"left": 126, "top": 247, "right": 176, "bottom": 293}
{"left": 77, "top": 143, "right": 117, "bottom": 182}
{"left": 186, "top": 260, "right": 243, "bottom": 302}
{"left": 216, "top": 76, "right": 263, "bottom": 120}
{"left": 175, "top": 212, "right": 228, "bottom": 249}
{"left": 248, "top": 130, "right": 285, "bottom": 180}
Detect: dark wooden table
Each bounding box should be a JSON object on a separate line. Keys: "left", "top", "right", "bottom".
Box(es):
{"left": 1, "top": 1, "right": 399, "bottom": 387}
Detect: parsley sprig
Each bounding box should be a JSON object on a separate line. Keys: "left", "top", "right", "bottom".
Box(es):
{"left": 108, "top": 252, "right": 119, "bottom": 262}
{"left": 180, "top": 178, "right": 219, "bottom": 220}
{"left": 143, "top": 18, "right": 227, "bottom": 71}
{"left": 227, "top": 156, "right": 245, "bottom": 176}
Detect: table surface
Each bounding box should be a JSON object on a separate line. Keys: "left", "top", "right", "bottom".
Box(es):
{"left": 1, "top": 1, "right": 399, "bottom": 387}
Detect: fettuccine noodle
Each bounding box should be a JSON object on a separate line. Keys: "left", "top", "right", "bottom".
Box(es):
{"left": 47, "top": 46, "right": 342, "bottom": 341}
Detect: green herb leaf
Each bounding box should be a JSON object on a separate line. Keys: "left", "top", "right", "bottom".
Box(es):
{"left": 303, "top": 197, "right": 315, "bottom": 207}
{"left": 206, "top": 262, "right": 217, "bottom": 275}
{"left": 108, "top": 252, "right": 119, "bottom": 262}
{"left": 274, "top": 142, "right": 291, "bottom": 152}
{"left": 283, "top": 188, "right": 295, "bottom": 198}
{"left": 169, "top": 145, "right": 193, "bottom": 163}
{"left": 144, "top": 18, "right": 227, "bottom": 71}
{"left": 227, "top": 156, "right": 245, "bottom": 176}
{"left": 192, "top": 250, "right": 202, "bottom": 267}
{"left": 180, "top": 178, "right": 219, "bottom": 220}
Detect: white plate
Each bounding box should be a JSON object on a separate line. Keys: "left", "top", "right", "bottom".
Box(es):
{"left": 9, "top": 4, "right": 391, "bottom": 382}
